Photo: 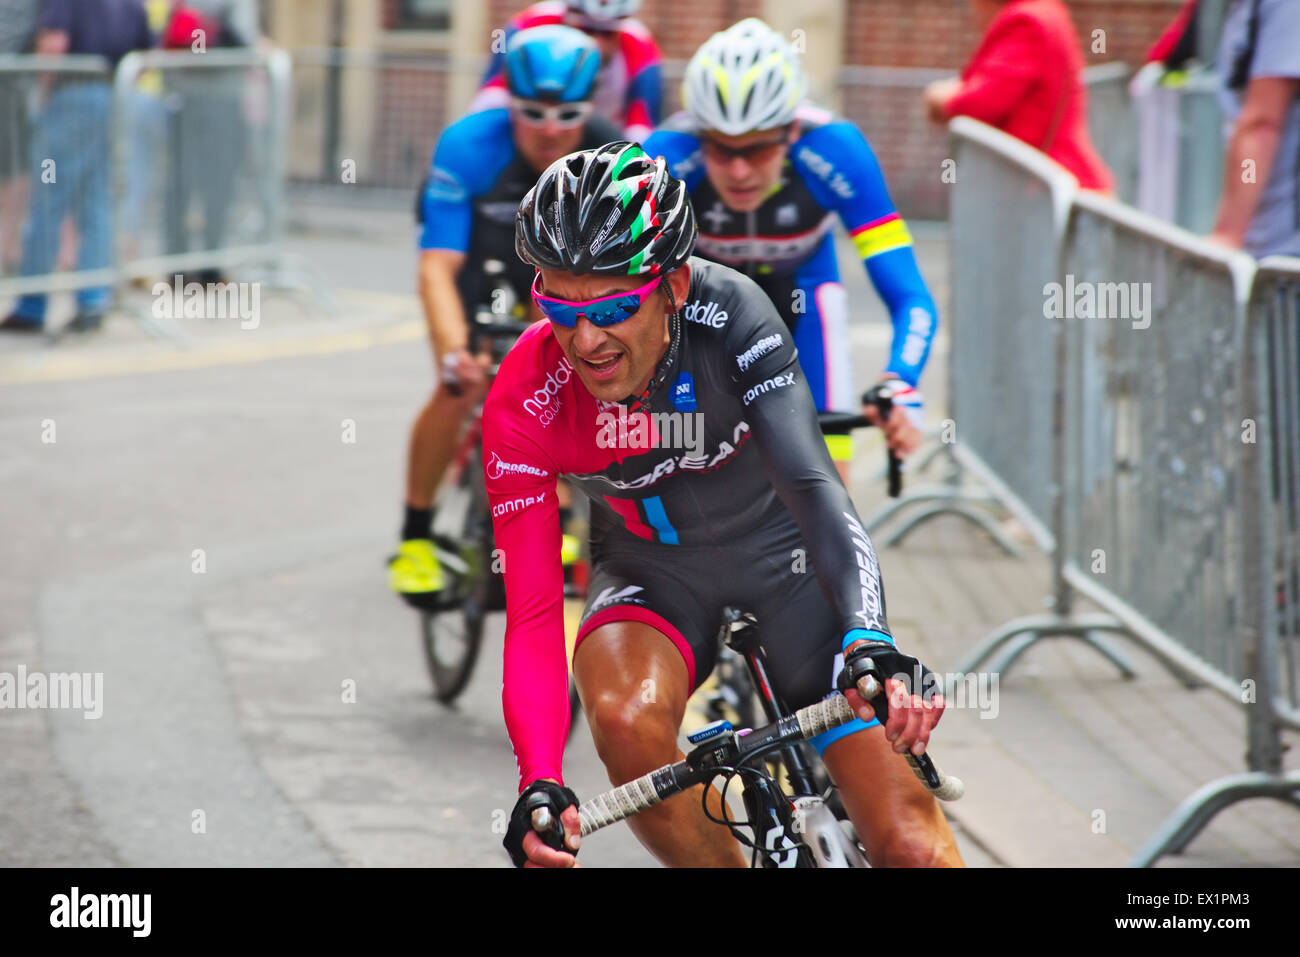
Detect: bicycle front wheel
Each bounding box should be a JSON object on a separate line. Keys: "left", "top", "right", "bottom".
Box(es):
{"left": 421, "top": 455, "right": 494, "bottom": 703}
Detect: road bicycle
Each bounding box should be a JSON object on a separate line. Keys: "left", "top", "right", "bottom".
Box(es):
{"left": 530, "top": 631, "right": 963, "bottom": 867}
{"left": 695, "top": 398, "right": 903, "bottom": 797}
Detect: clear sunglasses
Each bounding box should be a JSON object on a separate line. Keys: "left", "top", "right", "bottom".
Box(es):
{"left": 511, "top": 98, "right": 593, "bottom": 129}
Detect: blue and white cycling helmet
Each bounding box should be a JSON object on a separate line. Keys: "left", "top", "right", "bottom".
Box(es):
{"left": 505, "top": 25, "right": 601, "bottom": 103}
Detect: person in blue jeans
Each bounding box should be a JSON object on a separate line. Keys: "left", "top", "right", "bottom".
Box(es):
{"left": 1, "top": 0, "right": 152, "bottom": 334}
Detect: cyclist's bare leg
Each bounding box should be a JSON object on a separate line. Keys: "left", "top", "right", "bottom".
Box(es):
{"left": 404, "top": 381, "right": 483, "bottom": 509}
{"left": 822, "top": 727, "right": 965, "bottom": 867}
{"left": 574, "top": 620, "right": 746, "bottom": 867}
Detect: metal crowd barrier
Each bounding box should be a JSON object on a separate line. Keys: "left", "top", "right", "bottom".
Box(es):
{"left": 865, "top": 118, "right": 1075, "bottom": 558}
{"left": 1082, "top": 62, "right": 1136, "bottom": 204}
{"left": 1060, "top": 194, "right": 1257, "bottom": 698}
{"left": 926, "top": 117, "right": 1298, "bottom": 865}
{"left": 112, "top": 50, "right": 296, "bottom": 300}
{"left": 0, "top": 49, "right": 333, "bottom": 340}
{"left": 0, "top": 55, "right": 115, "bottom": 304}
{"left": 1252, "top": 257, "right": 1300, "bottom": 731}
{"left": 1131, "top": 64, "right": 1224, "bottom": 234}
{"left": 833, "top": 63, "right": 1135, "bottom": 222}
{"left": 1127, "top": 252, "right": 1300, "bottom": 867}
{"left": 286, "top": 47, "right": 485, "bottom": 205}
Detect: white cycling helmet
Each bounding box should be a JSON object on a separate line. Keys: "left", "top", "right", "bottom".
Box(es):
{"left": 683, "top": 18, "right": 806, "bottom": 136}
{"left": 564, "top": 0, "right": 641, "bottom": 21}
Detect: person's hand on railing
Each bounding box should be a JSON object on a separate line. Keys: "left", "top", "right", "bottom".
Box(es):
{"left": 924, "top": 77, "right": 961, "bottom": 125}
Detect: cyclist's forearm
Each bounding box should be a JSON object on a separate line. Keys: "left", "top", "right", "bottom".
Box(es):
{"left": 503, "top": 619, "right": 570, "bottom": 788}
{"left": 747, "top": 373, "right": 891, "bottom": 640}
{"left": 865, "top": 248, "right": 938, "bottom": 387}
{"left": 418, "top": 254, "right": 469, "bottom": 358}
{"left": 484, "top": 448, "right": 571, "bottom": 788}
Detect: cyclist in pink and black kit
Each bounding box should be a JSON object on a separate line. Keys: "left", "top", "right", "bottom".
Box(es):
{"left": 471, "top": 0, "right": 662, "bottom": 142}
{"left": 488, "top": 142, "right": 963, "bottom": 868}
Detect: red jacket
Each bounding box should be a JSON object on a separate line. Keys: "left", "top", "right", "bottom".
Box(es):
{"left": 945, "top": 0, "right": 1114, "bottom": 192}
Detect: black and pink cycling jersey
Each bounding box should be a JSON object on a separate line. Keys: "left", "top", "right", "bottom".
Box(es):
{"left": 482, "top": 258, "right": 891, "bottom": 790}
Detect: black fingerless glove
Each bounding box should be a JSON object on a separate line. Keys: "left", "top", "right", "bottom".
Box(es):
{"left": 837, "top": 641, "right": 940, "bottom": 721}
{"left": 503, "top": 780, "right": 580, "bottom": 868}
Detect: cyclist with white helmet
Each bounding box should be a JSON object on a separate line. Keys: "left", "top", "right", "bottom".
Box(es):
{"left": 389, "top": 25, "right": 619, "bottom": 604}
{"left": 472, "top": 0, "right": 662, "bottom": 142}
{"left": 644, "top": 18, "right": 939, "bottom": 468}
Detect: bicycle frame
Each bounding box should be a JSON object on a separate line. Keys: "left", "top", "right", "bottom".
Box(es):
{"left": 715, "top": 607, "right": 869, "bottom": 868}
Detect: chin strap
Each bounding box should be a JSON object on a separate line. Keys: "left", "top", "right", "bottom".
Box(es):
{"left": 622, "top": 277, "right": 682, "bottom": 413}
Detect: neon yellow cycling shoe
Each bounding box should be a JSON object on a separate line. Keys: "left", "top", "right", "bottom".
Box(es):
{"left": 388, "top": 539, "right": 446, "bottom": 602}
{"left": 561, "top": 533, "right": 582, "bottom": 567}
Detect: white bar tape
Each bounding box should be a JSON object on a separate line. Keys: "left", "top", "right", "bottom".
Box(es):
{"left": 795, "top": 695, "right": 857, "bottom": 738}
{"left": 904, "top": 753, "right": 965, "bottom": 802}
{"left": 579, "top": 772, "right": 662, "bottom": 836}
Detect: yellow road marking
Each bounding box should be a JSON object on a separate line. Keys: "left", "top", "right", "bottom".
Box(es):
{"left": 0, "top": 319, "right": 426, "bottom": 385}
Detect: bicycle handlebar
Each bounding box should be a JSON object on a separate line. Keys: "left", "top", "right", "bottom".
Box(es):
{"left": 444, "top": 320, "right": 533, "bottom": 397}
{"left": 577, "top": 692, "right": 962, "bottom": 838}
{"left": 819, "top": 389, "right": 902, "bottom": 498}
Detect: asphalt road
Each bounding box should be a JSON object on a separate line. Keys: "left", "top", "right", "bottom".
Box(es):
{"left": 0, "top": 221, "right": 965, "bottom": 867}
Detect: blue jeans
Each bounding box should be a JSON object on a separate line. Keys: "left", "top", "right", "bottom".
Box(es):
{"left": 14, "top": 82, "right": 113, "bottom": 321}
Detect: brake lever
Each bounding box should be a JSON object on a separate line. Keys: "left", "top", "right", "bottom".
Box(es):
{"left": 839, "top": 653, "right": 943, "bottom": 792}
{"left": 862, "top": 383, "right": 902, "bottom": 498}
{"left": 527, "top": 792, "right": 570, "bottom": 855}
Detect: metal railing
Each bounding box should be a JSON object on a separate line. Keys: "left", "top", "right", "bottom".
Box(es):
{"left": 1060, "top": 193, "right": 1257, "bottom": 698}
{"left": 0, "top": 55, "right": 115, "bottom": 306}
{"left": 834, "top": 63, "right": 1135, "bottom": 221}
{"left": 286, "top": 47, "right": 480, "bottom": 203}
{"left": 1131, "top": 64, "right": 1224, "bottom": 234}
{"left": 113, "top": 49, "right": 293, "bottom": 286}
{"left": 0, "top": 49, "right": 334, "bottom": 339}
{"left": 1083, "top": 62, "right": 1136, "bottom": 204}
{"left": 1248, "top": 256, "right": 1300, "bottom": 729}
{"left": 864, "top": 118, "right": 1073, "bottom": 557}
{"left": 917, "top": 116, "right": 1299, "bottom": 866}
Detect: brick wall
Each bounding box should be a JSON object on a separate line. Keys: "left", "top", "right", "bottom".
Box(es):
{"left": 363, "top": 1, "right": 1183, "bottom": 215}
{"left": 841, "top": 0, "right": 1184, "bottom": 218}
{"left": 843, "top": 0, "right": 1184, "bottom": 69}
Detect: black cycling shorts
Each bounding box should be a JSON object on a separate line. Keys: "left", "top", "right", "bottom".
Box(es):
{"left": 577, "top": 516, "right": 849, "bottom": 714}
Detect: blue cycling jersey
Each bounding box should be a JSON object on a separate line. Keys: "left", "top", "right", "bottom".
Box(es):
{"left": 643, "top": 105, "right": 939, "bottom": 389}
{"left": 417, "top": 108, "right": 620, "bottom": 317}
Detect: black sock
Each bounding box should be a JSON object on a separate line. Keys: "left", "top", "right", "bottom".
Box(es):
{"left": 402, "top": 505, "right": 434, "bottom": 541}
{"left": 559, "top": 506, "right": 573, "bottom": 532}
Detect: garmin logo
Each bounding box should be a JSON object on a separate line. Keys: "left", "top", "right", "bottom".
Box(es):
{"left": 736, "top": 334, "right": 783, "bottom": 372}
{"left": 523, "top": 356, "right": 574, "bottom": 424}
{"left": 741, "top": 372, "right": 795, "bottom": 406}
{"left": 683, "top": 300, "right": 729, "bottom": 328}
{"left": 486, "top": 451, "right": 548, "bottom": 481}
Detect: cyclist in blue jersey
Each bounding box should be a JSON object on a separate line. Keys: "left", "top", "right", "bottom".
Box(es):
{"left": 390, "top": 25, "right": 620, "bottom": 603}
{"left": 643, "top": 19, "right": 940, "bottom": 475}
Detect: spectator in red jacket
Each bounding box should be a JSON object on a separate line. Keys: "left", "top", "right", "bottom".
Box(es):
{"left": 924, "top": 0, "right": 1114, "bottom": 193}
